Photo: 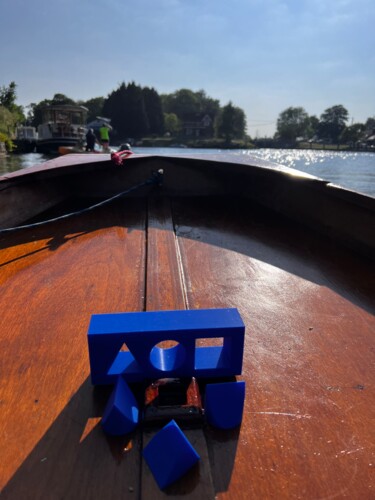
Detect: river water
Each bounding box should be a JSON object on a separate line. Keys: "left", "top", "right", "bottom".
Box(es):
{"left": 1, "top": 148, "right": 374, "bottom": 197}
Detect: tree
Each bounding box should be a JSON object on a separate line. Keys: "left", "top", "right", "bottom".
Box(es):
{"left": 143, "top": 87, "right": 164, "bottom": 135}
{"left": 217, "top": 102, "right": 246, "bottom": 142}
{"left": 0, "top": 81, "right": 17, "bottom": 110}
{"left": 164, "top": 113, "right": 180, "bottom": 135}
{"left": 195, "top": 90, "right": 220, "bottom": 117}
{"left": 275, "top": 107, "right": 309, "bottom": 142}
{"left": 50, "top": 93, "right": 76, "bottom": 105}
{"left": 0, "top": 106, "right": 18, "bottom": 152}
{"left": 0, "top": 81, "right": 25, "bottom": 124}
{"left": 125, "top": 82, "right": 149, "bottom": 137}
{"left": 319, "top": 105, "right": 349, "bottom": 143}
{"left": 0, "top": 105, "right": 17, "bottom": 134}
{"left": 195, "top": 89, "right": 220, "bottom": 138}
{"left": 79, "top": 97, "right": 104, "bottom": 122}
{"left": 307, "top": 115, "right": 320, "bottom": 139}
{"left": 162, "top": 89, "right": 200, "bottom": 121}
{"left": 102, "top": 83, "right": 127, "bottom": 136}
{"left": 0, "top": 82, "right": 25, "bottom": 149}
{"left": 27, "top": 100, "right": 50, "bottom": 127}
{"left": 365, "top": 117, "right": 375, "bottom": 131}
{"left": 27, "top": 93, "right": 77, "bottom": 127}
{"left": 340, "top": 123, "right": 365, "bottom": 145}
{"left": 103, "top": 82, "right": 149, "bottom": 139}
{"left": 162, "top": 89, "right": 220, "bottom": 135}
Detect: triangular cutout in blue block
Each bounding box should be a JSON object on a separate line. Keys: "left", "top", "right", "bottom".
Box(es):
{"left": 101, "top": 377, "right": 139, "bottom": 435}
{"left": 205, "top": 381, "right": 245, "bottom": 429}
{"left": 143, "top": 420, "right": 200, "bottom": 489}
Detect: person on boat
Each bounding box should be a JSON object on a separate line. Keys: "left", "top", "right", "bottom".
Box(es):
{"left": 85, "top": 128, "right": 97, "bottom": 152}
{"left": 99, "top": 123, "right": 110, "bottom": 151}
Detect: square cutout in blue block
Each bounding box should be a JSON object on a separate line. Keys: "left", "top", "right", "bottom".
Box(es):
{"left": 143, "top": 420, "right": 200, "bottom": 489}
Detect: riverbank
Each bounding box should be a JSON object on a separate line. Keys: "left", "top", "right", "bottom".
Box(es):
{"left": 137, "top": 137, "right": 254, "bottom": 149}
{"left": 0, "top": 142, "right": 7, "bottom": 156}
{"left": 130, "top": 136, "right": 374, "bottom": 153}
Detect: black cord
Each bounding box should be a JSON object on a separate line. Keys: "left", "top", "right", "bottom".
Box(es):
{"left": 0, "top": 171, "right": 163, "bottom": 235}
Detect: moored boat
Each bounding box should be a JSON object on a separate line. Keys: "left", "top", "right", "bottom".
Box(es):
{"left": 36, "top": 104, "right": 87, "bottom": 154}
{"left": 12, "top": 126, "right": 38, "bottom": 153}
{"left": 0, "top": 153, "right": 374, "bottom": 499}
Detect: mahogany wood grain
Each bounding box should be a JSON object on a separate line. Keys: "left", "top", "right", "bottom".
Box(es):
{"left": 1, "top": 194, "right": 374, "bottom": 499}
{"left": 173, "top": 197, "right": 375, "bottom": 499}
{"left": 0, "top": 199, "right": 147, "bottom": 499}
{"left": 145, "top": 196, "right": 186, "bottom": 312}
{"left": 141, "top": 196, "right": 216, "bottom": 498}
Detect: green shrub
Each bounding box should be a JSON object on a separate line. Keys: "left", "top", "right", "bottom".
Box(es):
{"left": 0, "top": 132, "right": 14, "bottom": 152}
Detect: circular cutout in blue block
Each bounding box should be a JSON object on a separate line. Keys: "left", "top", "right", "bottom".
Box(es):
{"left": 149, "top": 340, "right": 186, "bottom": 372}
{"left": 205, "top": 381, "right": 245, "bottom": 429}
{"left": 143, "top": 420, "right": 200, "bottom": 489}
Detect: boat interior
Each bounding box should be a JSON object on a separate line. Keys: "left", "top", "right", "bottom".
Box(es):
{"left": 0, "top": 154, "right": 374, "bottom": 498}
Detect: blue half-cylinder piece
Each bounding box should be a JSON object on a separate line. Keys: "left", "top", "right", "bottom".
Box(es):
{"left": 143, "top": 420, "right": 200, "bottom": 490}
{"left": 87, "top": 308, "right": 245, "bottom": 385}
{"left": 205, "top": 381, "right": 246, "bottom": 429}
{"left": 101, "top": 377, "right": 139, "bottom": 435}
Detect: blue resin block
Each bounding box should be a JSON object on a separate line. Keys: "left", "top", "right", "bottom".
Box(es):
{"left": 101, "top": 377, "right": 139, "bottom": 435}
{"left": 143, "top": 420, "right": 200, "bottom": 489}
{"left": 205, "top": 381, "right": 246, "bottom": 429}
{"left": 88, "top": 308, "right": 245, "bottom": 385}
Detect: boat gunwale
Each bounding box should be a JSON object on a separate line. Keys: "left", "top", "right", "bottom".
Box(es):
{"left": 0, "top": 154, "right": 374, "bottom": 261}
{"left": 1, "top": 152, "right": 374, "bottom": 204}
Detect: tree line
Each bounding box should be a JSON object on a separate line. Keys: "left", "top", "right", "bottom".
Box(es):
{"left": 0, "top": 82, "right": 25, "bottom": 150}
{"left": 275, "top": 105, "right": 375, "bottom": 146}
{"left": 0, "top": 81, "right": 247, "bottom": 144}
{"left": 1, "top": 81, "right": 374, "bottom": 149}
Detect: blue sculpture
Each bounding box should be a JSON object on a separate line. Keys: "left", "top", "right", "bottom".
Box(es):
{"left": 88, "top": 308, "right": 245, "bottom": 385}
{"left": 101, "top": 377, "right": 139, "bottom": 435}
{"left": 143, "top": 420, "right": 200, "bottom": 489}
{"left": 205, "top": 381, "right": 246, "bottom": 429}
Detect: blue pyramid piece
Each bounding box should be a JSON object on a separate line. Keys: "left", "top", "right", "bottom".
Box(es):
{"left": 143, "top": 420, "right": 200, "bottom": 490}
{"left": 101, "top": 377, "right": 139, "bottom": 435}
{"left": 205, "top": 381, "right": 245, "bottom": 429}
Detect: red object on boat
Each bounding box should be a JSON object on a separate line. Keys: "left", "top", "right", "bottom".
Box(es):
{"left": 111, "top": 150, "right": 133, "bottom": 165}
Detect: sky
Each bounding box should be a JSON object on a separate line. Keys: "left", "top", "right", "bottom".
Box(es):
{"left": 0, "top": 0, "right": 374, "bottom": 137}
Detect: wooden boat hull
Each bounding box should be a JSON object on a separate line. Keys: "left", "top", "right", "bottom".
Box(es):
{"left": 0, "top": 153, "right": 374, "bottom": 499}
{"left": 1, "top": 153, "right": 374, "bottom": 258}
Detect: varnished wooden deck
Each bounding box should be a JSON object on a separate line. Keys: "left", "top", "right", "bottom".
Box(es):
{"left": 0, "top": 195, "right": 374, "bottom": 499}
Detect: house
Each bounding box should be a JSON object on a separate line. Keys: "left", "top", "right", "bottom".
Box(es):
{"left": 181, "top": 114, "right": 213, "bottom": 138}
{"left": 358, "top": 127, "right": 375, "bottom": 150}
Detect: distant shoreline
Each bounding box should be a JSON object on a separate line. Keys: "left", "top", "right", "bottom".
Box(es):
{"left": 132, "top": 138, "right": 375, "bottom": 153}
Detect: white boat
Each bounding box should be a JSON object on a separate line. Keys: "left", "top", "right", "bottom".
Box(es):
{"left": 36, "top": 104, "right": 87, "bottom": 154}
{"left": 13, "top": 126, "right": 38, "bottom": 153}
